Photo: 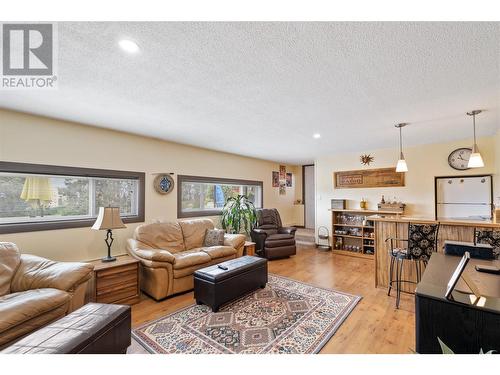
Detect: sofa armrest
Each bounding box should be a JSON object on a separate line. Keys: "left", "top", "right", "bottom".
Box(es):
{"left": 134, "top": 248, "right": 175, "bottom": 263}
{"left": 10, "top": 254, "right": 93, "bottom": 293}
{"left": 223, "top": 233, "right": 246, "bottom": 250}
{"left": 278, "top": 226, "right": 297, "bottom": 236}
{"left": 127, "top": 238, "right": 175, "bottom": 265}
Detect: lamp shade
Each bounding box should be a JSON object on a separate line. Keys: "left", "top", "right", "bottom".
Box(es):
{"left": 466, "top": 110, "right": 484, "bottom": 169}
{"left": 394, "top": 123, "right": 409, "bottom": 173}
{"left": 92, "top": 207, "right": 126, "bottom": 230}
{"left": 396, "top": 158, "right": 408, "bottom": 172}
{"left": 20, "top": 176, "right": 53, "bottom": 206}
{"left": 468, "top": 152, "right": 484, "bottom": 168}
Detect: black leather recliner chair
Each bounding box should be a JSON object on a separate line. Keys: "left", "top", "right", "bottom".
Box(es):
{"left": 251, "top": 208, "right": 296, "bottom": 259}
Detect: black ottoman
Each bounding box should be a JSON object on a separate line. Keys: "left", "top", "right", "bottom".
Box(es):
{"left": 194, "top": 256, "right": 268, "bottom": 312}
{"left": 2, "top": 303, "right": 131, "bottom": 354}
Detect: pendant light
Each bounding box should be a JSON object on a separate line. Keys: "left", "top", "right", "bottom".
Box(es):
{"left": 395, "top": 123, "right": 408, "bottom": 172}
{"left": 467, "top": 110, "right": 484, "bottom": 168}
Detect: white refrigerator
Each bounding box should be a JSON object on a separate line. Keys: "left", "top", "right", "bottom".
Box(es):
{"left": 436, "top": 176, "right": 492, "bottom": 220}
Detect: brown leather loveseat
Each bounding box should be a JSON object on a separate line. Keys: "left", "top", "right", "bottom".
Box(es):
{"left": 127, "top": 218, "right": 246, "bottom": 300}
{"left": 0, "top": 242, "right": 94, "bottom": 348}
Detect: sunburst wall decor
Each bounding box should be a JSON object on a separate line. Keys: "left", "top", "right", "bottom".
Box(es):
{"left": 360, "top": 154, "right": 374, "bottom": 166}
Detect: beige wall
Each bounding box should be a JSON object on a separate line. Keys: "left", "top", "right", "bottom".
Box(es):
{"left": 0, "top": 109, "right": 301, "bottom": 261}
{"left": 495, "top": 130, "right": 500, "bottom": 201}
{"left": 315, "top": 136, "right": 498, "bottom": 242}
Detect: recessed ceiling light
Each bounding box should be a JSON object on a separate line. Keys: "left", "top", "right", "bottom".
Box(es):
{"left": 313, "top": 133, "right": 321, "bottom": 139}
{"left": 118, "top": 39, "right": 139, "bottom": 53}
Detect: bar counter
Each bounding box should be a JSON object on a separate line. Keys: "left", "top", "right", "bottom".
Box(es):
{"left": 369, "top": 214, "right": 500, "bottom": 292}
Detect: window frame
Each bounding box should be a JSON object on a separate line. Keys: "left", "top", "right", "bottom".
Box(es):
{"left": 177, "top": 175, "right": 263, "bottom": 218}
{"left": 0, "top": 161, "right": 145, "bottom": 234}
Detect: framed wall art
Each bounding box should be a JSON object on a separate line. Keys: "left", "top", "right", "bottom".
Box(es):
{"left": 279, "top": 181, "right": 286, "bottom": 195}
{"left": 272, "top": 171, "right": 279, "bottom": 187}
{"left": 334, "top": 167, "right": 405, "bottom": 189}
{"left": 279, "top": 165, "right": 286, "bottom": 180}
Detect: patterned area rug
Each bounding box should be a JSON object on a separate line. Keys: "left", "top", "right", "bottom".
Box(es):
{"left": 132, "top": 274, "right": 361, "bottom": 354}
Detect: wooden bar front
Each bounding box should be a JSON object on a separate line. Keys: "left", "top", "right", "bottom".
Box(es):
{"left": 372, "top": 216, "right": 500, "bottom": 293}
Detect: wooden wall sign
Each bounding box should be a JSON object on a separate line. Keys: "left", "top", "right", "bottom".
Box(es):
{"left": 334, "top": 167, "right": 405, "bottom": 189}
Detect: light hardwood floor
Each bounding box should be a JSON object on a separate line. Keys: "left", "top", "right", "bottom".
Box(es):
{"left": 128, "top": 244, "right": 415, "bottom": 354}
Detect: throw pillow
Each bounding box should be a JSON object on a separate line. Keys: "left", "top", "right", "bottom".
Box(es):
{"left": 204, "top": 229, "right": 225, "bottom": 247}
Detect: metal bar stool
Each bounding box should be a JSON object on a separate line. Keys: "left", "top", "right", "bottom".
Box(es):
{"left": 386, "top": 222, "right": 440, "bottom": 308}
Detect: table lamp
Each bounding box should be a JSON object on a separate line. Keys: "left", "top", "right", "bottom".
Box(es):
{"left": 92, "top": 206, "right": 126, "bottom": 262}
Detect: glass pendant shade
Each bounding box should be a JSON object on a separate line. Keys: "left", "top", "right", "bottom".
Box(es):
{"left": 468, "top": 145, "right": 484, "bottom": 168}
{"left": 396, "top": 154, "right": 408, "bottom": 172}
{"left": 467, "top": 110, "right": 484, "bottom": 168}
{"left": 394, "top": 123, "right": 408, "bottom": 172}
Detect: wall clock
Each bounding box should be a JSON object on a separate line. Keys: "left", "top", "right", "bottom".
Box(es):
{"left": 153, "top": 174, "right": 174, "bottom": 194}
{"left": 448, "top": 148, "right": 472, "bottom": 170}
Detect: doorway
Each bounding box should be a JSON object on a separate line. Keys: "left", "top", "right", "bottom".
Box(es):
{"left": 303, "top": 164, "right": 315, "bottom": 229}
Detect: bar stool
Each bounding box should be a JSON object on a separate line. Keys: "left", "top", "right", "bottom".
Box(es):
{"left": 386, "top": 223, "right": 440, "bottom": 308}
{"left": 474, "top": 228, "right": 500, "bottom": 259}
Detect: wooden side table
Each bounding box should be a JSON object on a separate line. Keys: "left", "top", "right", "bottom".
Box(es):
{"left": 89, "top": 255, "right": 140, "bottom": 305}
{"left": 243, "top": 241, "right": 256, "bottom": 256}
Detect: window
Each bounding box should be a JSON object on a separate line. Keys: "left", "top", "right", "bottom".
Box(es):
{"left": 0, "top": 162, "right": 145, "bottom": 233}
{"left": 178, "top": 175, "right": 263, "bottom": 218}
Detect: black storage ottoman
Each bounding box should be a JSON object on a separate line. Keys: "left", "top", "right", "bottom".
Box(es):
{"left": 194, "top": 255, "right": 268, "bottom": 312}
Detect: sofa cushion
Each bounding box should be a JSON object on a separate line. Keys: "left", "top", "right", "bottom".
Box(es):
{"left": 199, "top": 246, "right": 237, "bottom": 260}
{"left": 204, "top": 229, "right": 225, "bottom": 247}
{"left": 265, "top": 234, "right": 295, "bottom": 248}
{"left": 267, "top": 233, "right": 294, "bottom": 241}
{"left": 179, "top": 219, "right": 215, "bottom": 250}
{"left": 0, "top": 288, "right": 70, "bottom": 335}
{"left": 258, "top": 228, "right": 278, "bottom": 237}
{"left": 172, "top": 250, "right": 211, "bottom": 270}
{"left": 259, "top": 224, "right": 278, "bottom": 230}
{"left": 134, "top": 222, "right": 185, "bottom": 253}
{"left": 265, "top": 238, "right": 296, "bottom": 248}
{"left": 0, "top": 242, "right": 21, "bottom": 296}
{"left": 173, "top": 262, "right": 218, "bottom": 279}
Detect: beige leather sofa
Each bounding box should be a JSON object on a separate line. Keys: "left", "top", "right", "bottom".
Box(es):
{"left": 127, "top": 218, "right": 246, "bottom": 300}
{"left": 0, "top": 242, "right": 94, "bottom": 348}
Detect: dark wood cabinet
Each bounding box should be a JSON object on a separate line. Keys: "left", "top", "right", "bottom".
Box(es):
{"left": 415, "top": 253, "right": 500, "bottom": 353}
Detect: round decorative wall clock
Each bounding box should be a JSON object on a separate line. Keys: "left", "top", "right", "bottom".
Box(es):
{"left": 153, "top": 174, "right": 174, "bottom": 194}
{"left": 448, "top": 148, "right": 472, "bottom": 170}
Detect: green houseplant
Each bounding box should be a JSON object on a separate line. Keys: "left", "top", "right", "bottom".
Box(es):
{"left": 438, "top": 338, "right": 496, "bottom": 354}
{"left": 220, "top": 195, "right": 257, "bottom": 235}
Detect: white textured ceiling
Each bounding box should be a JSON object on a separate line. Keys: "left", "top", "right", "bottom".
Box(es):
{"left": 1, "top": 22, "right": 499, "bottom": 164}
